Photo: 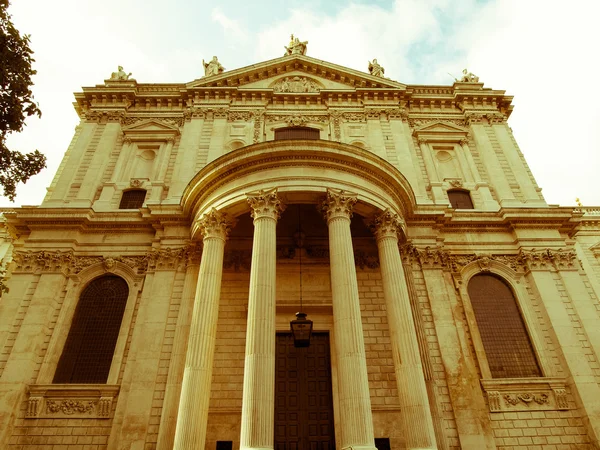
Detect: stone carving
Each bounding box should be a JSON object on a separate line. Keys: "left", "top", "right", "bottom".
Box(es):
{"left": 247, "top": 188, "right": 284, "bottom": 221}
{"left": 368, "top": 59, "right": 385, "bottom": 77}
{"left": 26, "top": 397, "right": 41, "bottom": 417}
{"left": 46, "top": 399, "right": 95, "bottom": 415}
{"left": 266, "top": 114, "right": 328, "bottom": 125}
{"left": 369, "top": 209, "right": 405, "bottom": 241}
{"left": 203, "top": 56, "right": 225, "bottom": 77}
{"left": 197, "top": 208, "right": 232, "bottom": 240}
{"left": 12, "top": 251, "right": 148, "bottom": 275}
{"left": 486, "top": 112, "right": 506, "bottom": 124}
{"left": 503, "top": 393, "right": 549, "bottom": 407}
{"left": 130, "top": 178, "right": 144, "bottom": 188}
{"left": 465, "top": 112, "right": 484, "bottom": 125}
{"left": 518, "top": 248, "right": 577, "bottom": 271}
{"left": 182, "top": 243, "right": 203, "bottom": 266}
{"left": 184, "top": 106, "right": 228, "bottom": 120}
{"left": 448, "top": 179, "right": 463, "bottom": 188}
{"left": 228, "top": 111, "right": 253, "bottom": 122}
{"left": 103, "top": 257, "right": 117, "bottom": 272}
{"left": 145, "top": 247, "right": 189, "bottom": 271}
{"left": 329, "top": 111, "right": 342, "bottom": 142}
{"left": 342, "top": 112, "right": 366, "bottom": 122}
{"left": 284, "top": 34, "right": 308, "bottom": 56}
{"left": 321, "top": 189, "right": 357, "bottom": 222}
{"left": 273, "top": 76, "right": 320, "bottom": 93}
{"left": 487, "top": 391, "right": 501, "bottom": 411}
{"left": 252, "top": 110, "right": 264, "bottom": 143}
{"left": 554, "top": 388, "right": 568, "bottom": 409}
{"left": 97, "top": 397, "right": 113, "bottom": 417}
{"left": 109, "top": 66, "right": 132, "bottom": 81}
{"left": 459, "top": 69, "right": 479, "bottom": 83}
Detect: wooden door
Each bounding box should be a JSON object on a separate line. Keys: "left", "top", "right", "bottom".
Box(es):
{"left": 275, "top": 332, "right": 336, "bottom": 450}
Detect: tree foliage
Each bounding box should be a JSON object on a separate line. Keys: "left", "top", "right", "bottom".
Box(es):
{"left": 0, "top": 0, "right": 46, "bottom": 201}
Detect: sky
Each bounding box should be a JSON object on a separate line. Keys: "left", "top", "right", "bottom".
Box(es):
{"left": 2, "top": 0, "right": 600, "bottom": 208}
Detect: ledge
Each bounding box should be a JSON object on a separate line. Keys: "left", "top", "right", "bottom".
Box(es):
{"left": 480, "top": 377, "right": 568, "bottom": 413}
{"left": 26, "top": 384, "right": 120, "bottom": 419}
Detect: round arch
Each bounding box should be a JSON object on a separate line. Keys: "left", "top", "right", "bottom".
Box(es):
{"left": 181, "top": 140, "right": 417, "bottom": 239}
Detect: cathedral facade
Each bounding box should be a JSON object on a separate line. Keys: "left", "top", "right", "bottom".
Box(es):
{"left": 1, "top": 47, "right": 600, "bottom": 450}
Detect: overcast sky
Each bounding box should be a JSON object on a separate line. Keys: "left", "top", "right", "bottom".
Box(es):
{"left": 2, "top": 0, "right": 599, "bottom": 207}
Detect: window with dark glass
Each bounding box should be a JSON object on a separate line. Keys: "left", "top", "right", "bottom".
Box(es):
{"left": 447, "top": 189, "right": 474, "bottom": 209}
{"left": 274, "top": 127, "right": 320, "bottom": 140}
{"left": 467, "top": 274, "right": 541, "bottom": 378}
{"left": 53, "top": 276, "right": 129, "bottom": 384}
{"left": 119, "top": 189, "right": 146, "bottom": 209}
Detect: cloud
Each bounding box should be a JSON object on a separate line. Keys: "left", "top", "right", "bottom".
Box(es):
{"left": 211, "top": 7, "right": 247, "bottom": 42}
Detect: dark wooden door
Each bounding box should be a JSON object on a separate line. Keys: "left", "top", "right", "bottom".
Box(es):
{"left": 275, "top": 332, "right": 336, "bottom": 450}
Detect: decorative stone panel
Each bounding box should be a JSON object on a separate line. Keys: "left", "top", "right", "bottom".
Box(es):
{"left": 480, "top": 378, "right": 568, "bottom": 412}
{"left": 26, "top": 384, "right": 120, "bottom": 419}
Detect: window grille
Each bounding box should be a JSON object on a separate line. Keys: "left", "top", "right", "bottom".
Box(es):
{"left": 53, "top": 276, "right": 129, "bottom": 384}
{"left": 119, "top": 189, "right": 146, "bottom": 209}
{"left": 467, "top": 274, "right": 541, "bottom": 378}
{"left": 274, "top": 127, "right": 320, "bottom": 140}
{"left": 447, "top": 189, "right": 474, "bottom": 209}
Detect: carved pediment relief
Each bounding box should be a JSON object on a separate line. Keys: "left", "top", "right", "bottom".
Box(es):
{"left": 122, "top": 118, "right": 180, "bottom": 142}
{"left": 270, "top": 76, "right": 323, "bottom": 93}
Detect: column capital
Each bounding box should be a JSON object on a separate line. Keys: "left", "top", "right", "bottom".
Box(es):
{"left": 369, "top": 209, "right": 406, "bottom": 242}
{"left": 247, "top": 188, "right": 284, "bottom": 221}
{"left": 321, "top": 189, "right": 357, "bottom": 223}
{"left": 197, "top": 208, "right": 233, "bottom": 241}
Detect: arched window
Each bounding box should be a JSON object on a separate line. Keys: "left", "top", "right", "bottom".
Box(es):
{"left": 467, "top": 274, "right": 541, "bottom": 378}
{"left": 119, "top": 189, "right": 147, "bottom": 209}
{"left": 274, "top": 127, "right": 320, "bottom": 140}
{"left": 53, "top": 276, "right": 129, "bottom": 384}
{"left": 447, "top": 189, "right": 474, "bottom": 209}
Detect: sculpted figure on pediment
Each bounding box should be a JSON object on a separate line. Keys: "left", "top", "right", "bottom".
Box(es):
{"left": 368, "top": 59, "right": 385, "bottom": 77}
{"left": 284, "top": 34, "right": 308, "bottom": 56}
{"left": 203, "top": 56, "right": 225, "bottom": 77}
{"left": 109, "top": 66, "right": 133, "bottom": 81}
{"left": 460, "top": 68, "right": 479, "bottom": 83}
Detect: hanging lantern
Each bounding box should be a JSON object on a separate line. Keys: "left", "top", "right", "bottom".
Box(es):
{"left": 290, "top": 312, "right": 313, "bottom": 348}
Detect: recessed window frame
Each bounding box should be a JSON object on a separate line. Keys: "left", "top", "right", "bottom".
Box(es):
{"left": 274, "top": 126, "right": 321, "bottom": 140}
{"left": 36, "top": 262, "right": 143, "bottom": 386}
{"left": 454, "top": 259, "right": 553, "bottom": 381}
{"left": 119, "top": 189, "right": 147, "bottom": 209}
{"left": 447, "top": 189, "right": 474, "bottom": 209}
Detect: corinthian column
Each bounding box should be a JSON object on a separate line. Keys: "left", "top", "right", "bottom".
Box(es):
{"left": 173, "top": 208, "right": 231, "bottom": 450}
{"left": 240, "top": 188, "right": 283, "bottom": 450}
{"left": 321, "top": 189, "right": 376, "bottom": 450}
{"left": 371, "top": 210, "right": 437, "bottom": 449}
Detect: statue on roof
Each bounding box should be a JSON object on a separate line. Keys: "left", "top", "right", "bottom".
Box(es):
{"left": 459, "top": 68, "right": 479, "bottom": 83}
{"left": 368, "top": 59, "right": 385, "bottom": 77}
{"left": 284, "top": 34, "right": 308, "bottom": 56}
{"left": 203, "top": 56, "right": 225, "bottom": 77}
{"left": 109, "top": 66, "right": 132, "bottom": 81}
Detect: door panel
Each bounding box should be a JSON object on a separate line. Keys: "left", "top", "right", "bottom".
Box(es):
{"left": 275, "top": 333, "right": 336, "bottom": 450}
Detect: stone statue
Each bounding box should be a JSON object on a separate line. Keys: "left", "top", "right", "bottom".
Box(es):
{"left": 460, "top": 68, "right": 479, "bottom": 83}
{"left": 284, "top": 34, "right": 308, "bottom": 56}
{"left": 110, "top": 66, "right": 132, "bottom": 81}
{"left": 368, "top": 59, "right": 385, "bottom": 77}
{"left": 203, "top": 56, "right": 225, "bottom": 77}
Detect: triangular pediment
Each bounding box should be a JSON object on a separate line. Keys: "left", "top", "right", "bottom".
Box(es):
{"left": 186, "top": 54, "right": 406, "bottom": 91}
{"left": 122, "top": 118, "right": 180, "bottom": 142}
{"left": 413, "top": 120, "right": 468, "bottom": 134}
{"left": 122, "top": 119, "right": 180, "bottom": 132}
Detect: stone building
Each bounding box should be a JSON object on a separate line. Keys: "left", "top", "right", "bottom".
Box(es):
{"left": 0, "top": 46, "right": 600, "bottom": 450}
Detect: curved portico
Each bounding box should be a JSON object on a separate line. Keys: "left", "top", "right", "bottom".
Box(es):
{"left": 172, "top": 140, "right": 436, "bottom": 450}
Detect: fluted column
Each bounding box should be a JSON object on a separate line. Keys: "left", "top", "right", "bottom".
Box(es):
{"left": 173, "top": 209, "right": 231, "bottom": 450}
{"left": 240, "top": 188, "right": 283, "bottom": 450}
{"left": 321, "top": 189, "right": 376, "bottom": 450}
{"left": 371, "top": 210, "right": 437, "bottom": 450}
